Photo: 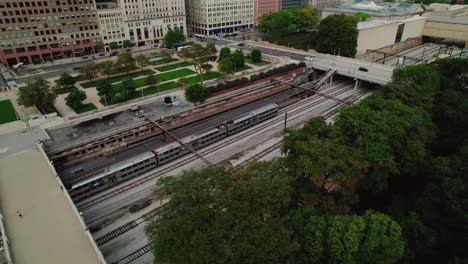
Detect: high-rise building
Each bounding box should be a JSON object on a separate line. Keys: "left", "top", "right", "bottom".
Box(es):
{"left": 96, "top": 0, "right": 186, "bottom": 50}
{"left": 281, "top": 0, "right": 303, "bottom": 9}
{"left": 0, "top": 0, "right": 101, "bottom": 66}
{"left": 254, "top": 0, "right": 281, "bottom": 24}
{"left": 186, "top": 0, "right": 254, "bottom": 35}
{"left": 306, "top": 0, "right": 343, "bottom": 10}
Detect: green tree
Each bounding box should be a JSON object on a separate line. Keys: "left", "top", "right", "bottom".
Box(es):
{"left": 121, "top": 77, "right": 136, "bottom": 95}
{"left": 96, "top": 79, "right": 113, "bottom": 103}
{"left": 288, "top": 208, "right": 405, "bottom": 264}
{"left": 353, "top": 12, "right": 370, "bottom": 22}
{"left": 123, "top": 39, "right": 133, "bottom": 48}
{"left": 136, "top": 53, "right": 149, "bottom": 71}
{"left": 109, "top": 42, "right": 119, "bottom": 50}
{"left": 79, "top": 63, "right": 99, "bottom": 80}
{"left": 116, "top": 52, "right": 136, "bottom": 74}
{"left": 283, "top": 117, "right": 367, "bottom": 211}
{"left": 250, "top": 49, "right": 262, "bottom": 63}
{"left": 179, "top": 45, "right": 216, "bottom": 84}
{"left": 94, "top": 41, "right": 105, "bottom": 52}
{"left": 232, "top": 49, "right": 245, "bottom": 70}
{"left": 65, "top": 87, "right": 87, "bottom": 110}
{"left": 163, "top": 28, "right": 186, "bottom": 48}
{"left": 316, "top": 14, "right": 358, "bottom": 58}
{"left": 18, "top": 78, "right": 57, "bottom": 114}
{"left": 56, "top": 72, "right": 76, "bottom": 92}
{"left": 96, "top": 60, "right": 115, "bottom": 78}
{"left": 219, "top": 47, "right": 231, "bottom": 61}
{"left": 184, "top": 83, "right": 208, "bottom": 103}
{"left": 146, "top": 162, "right": 292, "bottom": 263}
{"left": 206, "top": 42, "right": 217, "bottom": 53}
{"left": 144, "top": 75, "right": 159, "bottom": 91}
{"left": 218, "top": 58, "right": 235, "bottom": 78}
{"left": 257, "top": 7, "right": 319, "bottom": 38}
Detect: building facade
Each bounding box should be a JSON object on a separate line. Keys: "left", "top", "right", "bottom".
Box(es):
{"left": 281, "top": 0, "right": 303, "bottom": 9}
{"left": 96, "top": 0, "right": 186, "bottom": 50}
{"left": 186, "top": 0, "right": 254, "bottom": 35}
{"left": 0, "top": 0, "right": 101, "bottom": 66}
{"left": 306, "top": 0, "right": 342, "bottom": 10}
{"left": 254, "top": 0, "right": 281, "bottom": 24}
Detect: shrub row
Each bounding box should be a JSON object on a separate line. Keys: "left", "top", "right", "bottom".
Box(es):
{"left": 206, "top": 62, "right": 306, "bottom": 95}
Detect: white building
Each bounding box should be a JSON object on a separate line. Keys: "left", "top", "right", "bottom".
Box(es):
{"left": 186, "top": 0, "right": 254, "bottom": 35}
{"left": 356, "top": 16, "right": 427, "bottom": 54}
{"left": 96, "top": 0, "right": 187, "bottom": 50}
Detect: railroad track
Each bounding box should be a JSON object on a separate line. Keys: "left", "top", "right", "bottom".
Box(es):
{"left": 111, "top": 243, "right": 152, "bottom": 264}
{"left": 93, "top": 85, "right": 368, "bottom": 248}
{"left": 77, "top": 82, "right": 358, "bottom": 211}
{"left": 101, "top": 88, "right": 372, "bottom": 264}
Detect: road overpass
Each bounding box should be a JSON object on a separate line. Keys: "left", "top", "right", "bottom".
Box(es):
{"left": 308, "top": 54, "right": 395, "bottom": 85}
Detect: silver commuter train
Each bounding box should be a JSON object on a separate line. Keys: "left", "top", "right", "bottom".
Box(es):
{"left": 69, "top": 103, "right": 278, "bottom": 201}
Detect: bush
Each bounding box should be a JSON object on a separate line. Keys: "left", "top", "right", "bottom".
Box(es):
{"left": 251, "top": 49, "right": 262, "bottom": 63}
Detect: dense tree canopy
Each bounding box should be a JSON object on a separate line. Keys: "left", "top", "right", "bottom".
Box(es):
{"left": 184, "top": 83, "right": 208, "bottom": 103}
{"left": 65, "top": 87, "right": 86, "bottom": 110}
{"left": 116, "top": 52, "right": 136, "bottom": 74}
{"left": 163, "top": 28, "right": 186, "bottom": 48}
{"left": 18, "top": 77, "right": 57, "bottom": 113}
{"left": 316, "top": 14, "right": 358, "bottom": 57}
{"left": 258, "top": 7, "right": 319, "bottom": 38}
{"left": 146, "top": 58, "right": 468, "bottom": 264}
{"left": 179, "top": 45, "right": 216, "bottom": 84}
{"left": 79, "top": 63, "right": 99, "bottom": 80}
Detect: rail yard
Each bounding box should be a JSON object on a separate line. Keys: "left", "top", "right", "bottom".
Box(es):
{"left": 28, "top": 45, "right": 404, "bottom": 264}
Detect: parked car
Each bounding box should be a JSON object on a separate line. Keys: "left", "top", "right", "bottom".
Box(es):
{"left": 72, "top": 66, "right": 81, "bottom": 71}
{"left": 304, "top": 56, "right": 314, "bottom": 61}
{"left": 358, "top": 66, "right": 369, "bottom": 72}
{"left": 98, "top": 53, "right": 105, "bottom": 57}
{"left": 238, "top": 43, "right": 246, "bottom": 46}
{"left": 109, "top": 51, "right": 119, "bottom": 57}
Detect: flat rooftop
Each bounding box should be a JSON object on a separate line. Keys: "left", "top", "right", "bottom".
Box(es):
{"left": 358, "top": 19, "right": 397, "bottom": 30}
{"left": 44, "top": 97, "right": 193, "bottom": 153}
{"left": 0, "top": 148, "right": 103, "bottom": 264}
{"left": 324, "top": 0, "right": 424, "bottom": 17}
{"left": 427, "top": 14, "right": 468, "bottom": 25}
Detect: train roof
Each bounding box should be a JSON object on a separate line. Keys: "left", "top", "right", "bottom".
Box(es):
{"left": 154, "top": 127, "right": 221, "bottom": 154}
{"left": 71, "top": 152, "right": 155, "bottom": 189}
{"left": 233, "top": 103, "right": 278, "bottom": 123}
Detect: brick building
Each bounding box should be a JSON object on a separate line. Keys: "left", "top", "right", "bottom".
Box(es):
{"left": 254, "top": 0, "right": 281, "bottom": 24}
{"left": 0, "top": 0, "right": 101, "bottom": 66}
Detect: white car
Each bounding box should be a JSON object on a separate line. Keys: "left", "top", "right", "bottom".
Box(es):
{"left": 305, "top": 56, "right": 314, "bottom": 61}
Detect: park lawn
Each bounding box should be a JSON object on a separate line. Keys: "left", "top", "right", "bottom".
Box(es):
{"left": 245, "top": 58, "right": 269, "bottom": 66}
{"left": 0, "top": 100, "right": 19, "bottom": 124}
{"left": 156, "top": 61, "right": 192, "bottom": 72}
{"left": 74, "top": 103, "right": 97, "bottom": 114}
{"left": 142, "top": 82, "right": 180, "bottom": 96}
{"left": 185, "top": 72, "right": 222, "bottom": 85}
{"left": 112, "top": 68, "right": 196, "bottom": 89}
{"left": 150, "top": 58, "right": 178, "bottom": 65}
{"left": 104, "top": 82, "right": 180, "bottom": 105}
{"left": 81, "top": 69, "right": 155, "bottom": 88}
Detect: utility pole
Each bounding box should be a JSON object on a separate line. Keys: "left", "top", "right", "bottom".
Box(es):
{"left": 284, "top": 112, "right": 288, "bottom": 129}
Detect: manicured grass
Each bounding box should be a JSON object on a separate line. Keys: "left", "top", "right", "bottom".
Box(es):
{"left": 185, "top": 72, "right": 222, "bottom": 85}
{"left": 150, "top": 58, "right": 178, "bottom": 65}
{"left": 112, "top": 68, "right": 196, "bottom": 89}
{"left": 74, "top": 103, "right": 97, "bottom": 114}
{"left": 81, "top": 69, "right": 155, "bottom": 88}
{"left": 156, "top": 61, "right": 192, "bottom": 72}
{"left": 142, "top": 82, "right": 180, "bottom": 96}
{"left": 246, "top": 58, "right": 269, "bottom": 66}
{"left": 103, "top": 82, "right": 180, "bottom": 105}
{"left": 0, "top": 100, "right": 19, "bottom": 124}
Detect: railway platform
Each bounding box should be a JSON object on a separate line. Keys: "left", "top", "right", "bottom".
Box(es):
{"left": 0, "top": 147, "right": 105, "bottom": 264}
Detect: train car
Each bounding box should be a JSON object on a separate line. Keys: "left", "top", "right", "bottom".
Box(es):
{"left": 226, "top": 103, "right": 278, "bottom": 135}
{"left": 69, "top": 152, "right": 157, "bottom": 201}
{"left": 154, "top": 127, "right": 227, "bottom": 165}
